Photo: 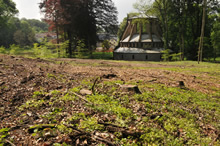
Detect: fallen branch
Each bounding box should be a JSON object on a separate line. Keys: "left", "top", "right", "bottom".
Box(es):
{"left": 5, "top": 140, "right": 16, "bottom": 146}
{"left": 93, "top": 135, "right": 117, "bottom": 146}
{"left": 65, "top": 124, "right": 117, "bottom": 145}
{"left": 71, "top": 92, "right": 93, "bottom": 105}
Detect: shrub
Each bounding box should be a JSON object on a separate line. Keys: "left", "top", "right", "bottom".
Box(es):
{"left": 0, "top": 46, "right": 6, "bottom": 54}
{"left": 33, "top": 42, "right": 57, "bottom": 58}
{"left": 76, "top": 40, "right": 89, "bottom": 58}
{"left": 9, "top": 44, "right": 22, "bottom": 55}
{"left": 58, "top": 40, "right": 69, "bottom": 58}
{"left": 170, "top": 53, "right": 182, "bottom": 61}
{"left": 161, "top": 49, "right": 170, "bottom": 61}
{"left": 102, "top": 40, "right": 110, "bottom": 50}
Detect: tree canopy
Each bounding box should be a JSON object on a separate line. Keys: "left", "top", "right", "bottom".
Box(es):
{"left": 131, "top": 0, "right": 220, "bottom": 60}
{"left": 40, "top": 0, "right": 118, "bottom": 57}
{"left": 0, "top": 0, "right": 18, "bottom": 31}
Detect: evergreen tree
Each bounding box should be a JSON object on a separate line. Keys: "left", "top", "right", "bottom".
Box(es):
{"left": 40, "top": 0, "right": 118, "bottom": 57}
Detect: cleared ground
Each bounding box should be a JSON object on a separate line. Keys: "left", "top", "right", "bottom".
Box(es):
{"left": 0, "top": 54, "right": 219, "bottom": 145}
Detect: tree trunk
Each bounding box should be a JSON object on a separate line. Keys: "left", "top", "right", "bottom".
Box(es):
{"left": 55, "top": 24, "right": 60, "bottom": 57}
{"left": 198, "top": 0, "right": 207, "bottom": 64}
{"left": 181, "top": 0, "right": 186, "bottom": 61}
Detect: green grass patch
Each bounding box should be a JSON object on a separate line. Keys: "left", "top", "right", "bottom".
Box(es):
{"left": 91, "top": 52, "right": 113, "bottom": 60}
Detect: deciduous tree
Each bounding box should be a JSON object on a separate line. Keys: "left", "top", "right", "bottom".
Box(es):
{"left": 40, "top": 0, "right": 118, "bottom": 57}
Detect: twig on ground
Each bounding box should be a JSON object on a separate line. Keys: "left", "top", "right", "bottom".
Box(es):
{"left": 91, "top": 77, "right": 101, "bottom": 95}
{"left": 71, "top": 92, "right": 93, "bottom": 105}
{"left": 93, "top": 135, "right": 117, "bottom": 146}
{"left": 5, "top": 140, "right": 16, "bottom": 146}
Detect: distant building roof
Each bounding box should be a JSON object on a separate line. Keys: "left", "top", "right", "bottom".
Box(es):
{"left": 114, "top": 47, "right": 163, "bottom": 54}
{"left": 97, "top": 33, "right": 117, "bottom": 41}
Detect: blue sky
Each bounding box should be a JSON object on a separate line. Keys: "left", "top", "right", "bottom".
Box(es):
{"left": 14, "top": 0, "right": 136, "bottom": 23}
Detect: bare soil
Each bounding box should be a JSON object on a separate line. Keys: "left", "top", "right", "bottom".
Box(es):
{"left": 0, "top": 54, "right": 219, "bottom": 145}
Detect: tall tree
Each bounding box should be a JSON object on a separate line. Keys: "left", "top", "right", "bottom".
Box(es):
{"left": 22, "top": 18, "right": 49, "bottom": 33}
{"left": 13, "top": 20, "right": 36, "bottom": 46}
{"left": 0, "top": 0, "right": 18, "bottom": 24}
{"left": 0, "top": 0, "right": 18, "bottom": 46}
{"left": 198, "top": 0, "right": 207, "bottom": 63}
{"left": 40, "top": 0, "right": 67, "bottom": 46}
{"left": 210, "top": 14, "right": 220, "bottom": 61}
{"left": 40, "top": 0, "right": 118, "bottom": 57}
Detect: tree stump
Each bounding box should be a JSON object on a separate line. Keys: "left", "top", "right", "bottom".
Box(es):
{"left": 179, "top": 81, "right": 185, "bottom": 89}
{"left": 120, "top": 85, "right": 142, "bottom": 94}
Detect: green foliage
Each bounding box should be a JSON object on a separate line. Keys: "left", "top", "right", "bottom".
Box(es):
{"left": 33, "top": 42, "right": 57, "bottom": 58}
{"left": 101, "top": 40, "right": 110, "bottom": 50}
{"left": 87, "top": 94, "right": 133, "bottom": 124}
{"left": 0, "top": 46, "right": 6, "bottom": 54}
{"left": 131, "top": 0, "right": 220, "bottom": 60}
{"left": 57, "top": 125, "right": 72, "bottom": 134}
{"left": 13, "top": 20, "right": 36, "bottom": 46}
{"left": 33, "top": 90, "right": 45, "bottom": 98}
{"left": 79, "top": 117, "right": 104, "bottom": 132}
{"left": 91, "top": 52, "right": 113, "bottom": 60}
{"left": 58, "top": 40, "right": 69, "bottom": 58}
{"left": 40, "top": 0, "right": 118, "bottom": 57}
{"left": 76, "top": 40, "right": 89, "bottom": 59}
{"left": 161, "top": 49, "right": 170, "bottom": 61}
{"left": 59, "top": 93, "right": 76, "bottom": 102}
{"left": 0, "top": 0, "right": 18, "bottom": 18}
{"left": 161, "top": 50, "right": 182, "bottom": 61}
{"left": 117, "top": 17, "right": 127, "bottom": 40}
{"left": 211, "top": 18, "right": 220, "bottom": 60}
{"left": 0, "top": 128, "right": 10, "bottom": 143}
{"left": 170, "top": 52, "right": 182, "bottom": 61}
{"left": 18, "top": 99, "right": 45, "bottom": 111}
{"left": 47, "top": 73, "right": 57, "bottom": 79}
{"left": 67, "top": 113, "right": 86, "bottom": 126}
{"left": 3, "top": 59, "right": 219, "bottom": 145}
{"left": 9, "top": 44, "right": 22, "bottom": 55}
{"left": 133, "top": 0, "right": 154, "bottom": 17}
{"left": 21, "top": 18, "right": 48, "bottom": 33}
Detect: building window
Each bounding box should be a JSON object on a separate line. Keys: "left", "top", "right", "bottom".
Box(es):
{"left": 122, "top": 55, "right": 124, "bottom": 59}
{"left": 132, "top": 55, "right": 135, "bottom": 60}
{"left": 146, "top": 55, "right": 148, "bottom": 60}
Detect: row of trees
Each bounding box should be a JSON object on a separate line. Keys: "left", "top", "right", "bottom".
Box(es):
{"left": 0, "top": 17, "right": 49, "bottom": 47}
{"left": 0, "top": 0, "right": 49, "bottom": 47}
{"left": 39, "top": 0, "right": 118, "bottom": 57}
{"left": 130, "top": 0, "right": 220, "bottom": 61}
